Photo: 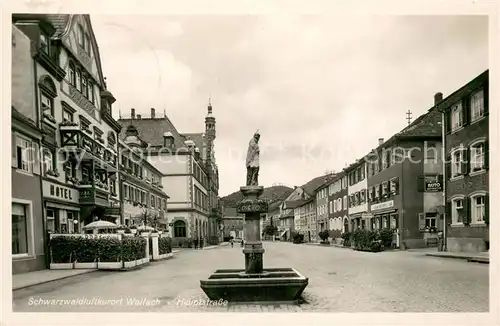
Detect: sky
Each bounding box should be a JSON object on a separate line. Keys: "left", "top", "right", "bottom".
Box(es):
{"left": 90, "top": 15, "right": 488, "bottom": 196}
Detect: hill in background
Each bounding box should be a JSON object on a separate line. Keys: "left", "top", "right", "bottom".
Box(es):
{"left": 220, "top": 185, "right": 293, "bottom": 207}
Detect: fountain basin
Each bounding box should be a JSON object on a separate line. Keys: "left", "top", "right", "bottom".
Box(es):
{"left": 200, "top": 268, "right": 308, "bottom": 303}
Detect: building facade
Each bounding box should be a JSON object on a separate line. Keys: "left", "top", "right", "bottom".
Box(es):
{"left": 439, "top": 70, "right": 489, "bottom": 253}
{"left": 119, "top": 126, "right": 169, "bottom": 229}
{"left": 327, "top": 172, "right": 348, "bottom": 239}
{"left": 346, "top": 160, "right": 369, "bottom": 230}
{"left": 117, "top": 104, "right": 220, "bottom": 246}
{"left": 366, "top": 99, "right": 443, "bottom": 248}
{"left": 295, "top": 198, "right": 316, "bottom": 242}
{"left": 11, "top": 22, "right": 47, "bottom": 274}
{"left": 13, "top": 14, "right": 123, "bottom": 235}
{"left": 222, "top": 207, "right": 244, "bottom": 240}
{"left": 315, "top": 183, "right": 330, "bottom": 234}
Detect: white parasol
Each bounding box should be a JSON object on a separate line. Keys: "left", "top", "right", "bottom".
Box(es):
{"left": 83, "top": 220, "right": 118, "bottom": 230}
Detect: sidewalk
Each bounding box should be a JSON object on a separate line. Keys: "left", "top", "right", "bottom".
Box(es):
{"left": 13, "top": 269, "right": 97, "bottom": 291}
{"left": 13, "top": 249, "right": 182, "bottom": 291}
{"left": 425, "top": 251, "right": 489, "bottom": 264}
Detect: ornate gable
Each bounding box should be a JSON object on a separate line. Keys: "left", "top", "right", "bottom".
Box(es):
{"left": 60, "top": 15, "right": 105, "bottom": 88}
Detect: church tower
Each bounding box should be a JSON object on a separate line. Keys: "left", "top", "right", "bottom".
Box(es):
{"left": 205, "top": 99, "right": 216, "bottom": 163}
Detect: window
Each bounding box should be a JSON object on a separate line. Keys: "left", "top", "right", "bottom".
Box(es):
{"left": 174, "top": 220, "right": 187, "bottom": 237}
{"left": 163, "top": 199, "right": 167, "bottom": 210}
{"left": 382, "top": 182, "right": 388, "bottom": 197}
{"left": 470, "top": 89, "right": 484, "bottom": 122}
{"left": 360, "top": 189, "right": 366, "bottom": 203}
{"left": 42, "top": 148, "right": 54, "bottom": 175}
{"left": 354, "top": 192, "right": 360, "bottom": 206}
{"left": 343, "top": 196, "right": 347, "bottom": 209}
{"left": 88, "top": 81, "right": 94, "bottom": 103}
{"left": 451, "top": 102, "right": 463, "bottom": 130}
{"left": 82, "top": 76, "right": 88, "bottom": 98}
{"left": 110, "top": 179, "right": 116, "bottom": 195}
{"left": 69, "top": 63, "right": 76, "bottom": 85}
{"left": 12, "top": 203, "right": 29, "bottom": 255}
{"left": 40, "top": 34, "right": 49, "bottom": 54}
{"left": 452, "top": 198, "right": 464, "bottom": 224}
{"left": 76, "top": 69, "right": 81, "bottom": 91}
{"left": 63, "top": 109, "right": 74, "bottom": 122}
{"left": 337, "top": 198, "right": 342, "bottom": 211}
{"left": 46, "top": 208, "right": 55, "bottom": 232}
{"left": 151, "top": 195, "right": 155, "bottom": 207}
{"left": 16, "top": 136, "right": 32, "bottom": 172}
{"left": 374, "top": 185, "right": 380, "bottom": 199}
{"left": 123, "top": 185, "right": 128, "bottom": 199}
{"left": 470, "top": 142, "right": 485, "bottom": 172}
{"left": 425, "top": 212, "right": 437, "bottom": 228}
{"left": 471, "top": 195, "right": 485, "bottom": 224}
{"left": 141, "top": 191, "right": 145, "bottom": 204}
{"left": 368, "top": 187, "right": 373, "bottom": 202}
{"left": 390, "top": 178, "right": 398, "bottom": 195}
{"left": 451, "top": 149, "right": 463, "bottom": 177}
{"left": 41, "top": 93, "right": 53, "bottom": 115}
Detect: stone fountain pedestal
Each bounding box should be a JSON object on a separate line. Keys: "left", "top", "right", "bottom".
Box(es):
{"left": 200, "top": 186, "right": 308, "bottom": 304}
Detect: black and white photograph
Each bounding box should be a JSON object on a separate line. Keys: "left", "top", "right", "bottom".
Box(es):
{"left": 4, "top": 0, "right": 498, "bottom": 323}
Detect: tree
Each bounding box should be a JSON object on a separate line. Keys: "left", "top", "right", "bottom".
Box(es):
{"left": 263, "top": 224, "right": 278, "bottom": 236}
{"left": 318, "top": 230, "right": 330, "bottom": 243}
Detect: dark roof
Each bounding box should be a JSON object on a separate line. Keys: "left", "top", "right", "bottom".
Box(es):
{"left": 284, "top": 200, "right": 302, "bottom": 209}
{"left": 396, "top": 107, "right": 442, "bottom": 139}
{"left": 44, "top": 14, "right": 71, "bottom": 38}
{"left": 268, "top": 201, "right": 282, "bottom": 213}
{"left": 117, "top": 117, "right": 187, "bottom": 149}
{"left": 182, "top": 133, "right": 205, "bottom": 155}
{"left": 296, "top": 197, "right": 315, "bottom": 207}
{"left": 437, "top": 70, "right": 488, "bottom": 112}
{"left": 11, "top": 107, "right": 41, "bottom": 132}
{"left": 301, "top": 174, "right": 334, "bottom": 196}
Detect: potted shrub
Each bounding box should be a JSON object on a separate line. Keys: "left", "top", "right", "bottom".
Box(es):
{"left": 74, "top": 237, "right": 98, "bottom": 269}
{"left": 49, "top": 235, "right": 75, "bottom": 269}
{"left": 318, "top": 230, "right": 330, "bottom": 245}
{"left": 97, "top": 237, "right": 123, "bottom": 269}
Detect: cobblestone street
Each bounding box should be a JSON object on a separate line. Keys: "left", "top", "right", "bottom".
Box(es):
{"left": 12, "top": 242, "right": 489, "bottom": 312}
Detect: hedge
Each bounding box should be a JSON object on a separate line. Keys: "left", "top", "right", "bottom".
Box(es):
{"left": 158, "top": 236, "right": 172, "bottom": 255}
{"left": 342, "top": 229, "right": 395, "bottom": 252}
{"left": 49, "top": 235, "right": 147, "bottom": 263}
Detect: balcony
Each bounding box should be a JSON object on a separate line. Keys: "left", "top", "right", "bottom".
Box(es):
{"left": 79, "top": 184, "right": 110, "bottom": 207}
{"left": 60, "top": 127, "right": 118, "bottom": 171}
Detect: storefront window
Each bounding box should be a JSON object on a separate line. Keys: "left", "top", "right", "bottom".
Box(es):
{"left": 12, "top": 203, "right": 28, "bottom": 255}
{"left": 46, "top": 208, "right": 56, "bottom": 232}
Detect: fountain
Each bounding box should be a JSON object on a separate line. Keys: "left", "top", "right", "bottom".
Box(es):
{"left": 200, "top": 131, "right": 308, "bottom": 304}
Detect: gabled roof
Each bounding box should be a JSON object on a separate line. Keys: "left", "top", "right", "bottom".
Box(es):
{"left": 283, "top": 200, "right": 303, "bottom": 209}
{"left": 301, "top": 174, "right": 335, "bottom": 196}
{"left": 117, "top": 117, "right": 187, "bottom": 149}
{"left": 268, "top": 201, "right": 282, "bottom": 213}
{"left": 396, "top": 107, "right": 442, "bottom": 139}
{"left": 296, "top": 197, "right": 315, "bottom": 207}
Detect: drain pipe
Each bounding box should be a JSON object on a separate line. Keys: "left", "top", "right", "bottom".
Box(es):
{"left": 437, "top": 93, "right": 447, "bottom": 251}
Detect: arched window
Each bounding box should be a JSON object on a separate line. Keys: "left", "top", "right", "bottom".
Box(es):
{"left": 69, "top": 62, "right": 76, "bottom": 85}
{"left": 174, "top": 220, "right": 186, "bottom": 237}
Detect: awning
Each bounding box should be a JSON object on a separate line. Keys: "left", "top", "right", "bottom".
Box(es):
{"left": 46, "top": 202, "right": 80, "bottom": 211}
{"left": 372, "top": 209, "right": 398, "bottom": 216}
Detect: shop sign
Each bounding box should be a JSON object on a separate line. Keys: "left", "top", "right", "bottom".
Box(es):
{"left": 425, "top": 181, "right": 443, "bottom": 192}
{"left": 371, "top": 200, "right": 394, "bottom": 212}
{"left": 43, "top": 180, "right": 79, "bottom": 204}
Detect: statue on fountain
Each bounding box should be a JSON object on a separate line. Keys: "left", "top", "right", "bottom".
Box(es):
{"left": 246, "top": 130, "right": 260, "bottom": 186}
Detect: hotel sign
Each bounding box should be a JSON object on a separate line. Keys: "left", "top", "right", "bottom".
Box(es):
{"left": 370, "top": 200, "right": 394, "bottom": 212}
{"left": 43, "top": 180, "right": 79, "bottom": 204}
{"left": 425, "top": 181, "right": 443, "bottom": 192}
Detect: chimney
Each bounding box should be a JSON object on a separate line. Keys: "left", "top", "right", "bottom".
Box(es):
{"left": 434, "top": 92, "right": 443, "bottom": 106}
{"left": 378, "top": 138, "right": 384, "bottom": 146}
{"left": 131, "top": 108, "right": 135, "bottom": 119}
{"left": 137, "top": 114, "right": 141, "bottom": 119}
{"left": 151, "top": 108, "right": 155, "bottom": 119}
